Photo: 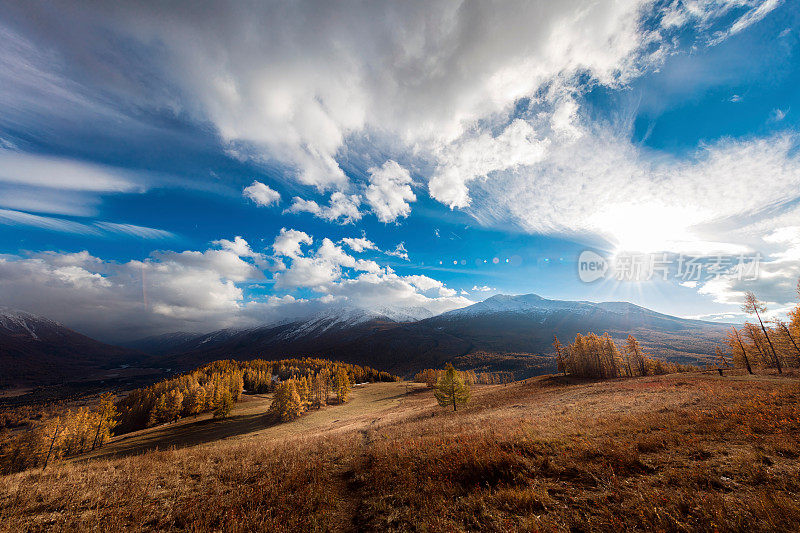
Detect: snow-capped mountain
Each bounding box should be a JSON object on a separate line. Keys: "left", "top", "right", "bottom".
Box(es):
{"left": 439, "top": 294, "right": 705, "bottom": 329}
{"left": 122, "top": 306, "right": 407, "bottom": 356}
{"left": 440, "top": 294, "right": 591, "bottom": 318}
{"left": 0, "top": 307, "right": 146, "bottom": 386}
{"left": 0, "top": 307, "right": 70, "bottom": 341}
{"left": 4, "top": 295, "right": 732, "bottom": 385}
{"left": 145, "top": 294, "right": 730, "bottom": 379}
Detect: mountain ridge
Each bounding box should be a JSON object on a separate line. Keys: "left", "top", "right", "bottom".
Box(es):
{"left": 0, "top": 307, "right": 148, "bottom": 387}
{"left": 149, "top": 294, "right": 731, "bottom": 378}
{"left": 2, "top": 295, "right": 733, "bottom": 386}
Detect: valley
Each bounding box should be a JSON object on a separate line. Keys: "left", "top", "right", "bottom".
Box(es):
{"left": 2, "top": 371, "right": 798, "bottom": 531}
{"left": 1, "top": 295, "right": 731, "bottom": 390}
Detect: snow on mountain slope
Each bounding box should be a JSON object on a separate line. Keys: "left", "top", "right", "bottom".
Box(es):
{"left": 0, "top": 307, "right": 147, "bottom": 386}
{"left": 439, "top": 294, "right": 592, "bottom": 318}
{"left": 0, "top": 307, "right": 71, "bottom": 341}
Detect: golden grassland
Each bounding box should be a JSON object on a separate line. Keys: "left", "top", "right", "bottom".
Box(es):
{"left": 1, "top": 371, "right": 799, "bottom": 532}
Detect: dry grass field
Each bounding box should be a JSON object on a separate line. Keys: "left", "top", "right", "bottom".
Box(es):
{"left": 2, "top": 371, "right": 799, "bottom": 532}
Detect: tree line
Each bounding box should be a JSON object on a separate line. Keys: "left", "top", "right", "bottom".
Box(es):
{"left": 413, "top": 368, "right": 515, "bottom": 388}
{"left": 268, "top": 365, "right": 354, "bottom": 422}
{"left": 553, "top": 332, "right": 696, "bottom": 379}
{"left": 1, "top": 358, "right": 397, "bottom": 474}
{"left": 116, "top": 358, "right": 397, "bottom": 434}
{"left": 725, "top": 286, "right": 800, "bottom": 374}
{"left": 0, "top": 393, "right": 116, "bottom": 474}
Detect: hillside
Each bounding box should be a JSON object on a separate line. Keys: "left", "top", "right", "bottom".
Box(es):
{"left": 0, "top": 308, "right": 147, "bottom": 387}
{"left": 156, "top": 295, "right": 730, "bottom": 377}
{"left": 2, "top": 371, "right": 799, "bottom": 531}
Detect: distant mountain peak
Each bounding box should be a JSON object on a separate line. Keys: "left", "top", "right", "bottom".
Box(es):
{"left": 442, "top": 293, "right": 585, "bottom": 317}
{"left": 0, "top": 306, "right": 65, "bottom": 341}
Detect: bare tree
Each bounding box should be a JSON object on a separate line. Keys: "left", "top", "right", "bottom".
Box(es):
{"left": 729, "top": 327, "right": 753, "bottom": 374}
{"left": 775, "top": 319, "right": 800, "bottom": 367}
{"left": 553, "top": 336, "right": 566, "bottom": 376}
{"left": 43, "top": 419, "right": 63, "bottom": 470}
{"left": 742, "top": 291, "right": 782, "bottom": 374}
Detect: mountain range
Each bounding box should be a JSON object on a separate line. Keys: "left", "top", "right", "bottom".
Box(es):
{"left": 0, "top": 307, "right": 146, "bottom": 387}
{"left": 124, "top": 294, "right": 731, "bottom": 378}
{"left": 1, "top": 295, "right": 732, "bottom": 386}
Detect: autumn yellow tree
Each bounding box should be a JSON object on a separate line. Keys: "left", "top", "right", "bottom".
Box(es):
{"left": 269, "top": 380, "right": 304, "bottom": 422}
{"left": 434, "top": 364, "right": 470, "bottom": 411}
{"left": 625, "top": 335, "right": 646, "bottom": 377}
{"left": 213, "top": 389, "right": 234, "bottom": 419}
{"left": 91, "top": 392, "right": 118, "bottom": 450}
{"left": 553, "top": 336, "right": 566, "bottom": 375}
{"left": 333, "top": 367, "right": 351, "bottom": 403}
{"left": 166, "top": 389, "right": 184, "bottom": 423}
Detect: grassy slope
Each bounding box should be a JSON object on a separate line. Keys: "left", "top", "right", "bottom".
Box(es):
{"left": 2, "top": 372, "right": 799, "bottom": 532}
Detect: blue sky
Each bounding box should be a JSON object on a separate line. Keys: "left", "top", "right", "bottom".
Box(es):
{"left": 1, "top": 1, "right": 799, "bottom": 341}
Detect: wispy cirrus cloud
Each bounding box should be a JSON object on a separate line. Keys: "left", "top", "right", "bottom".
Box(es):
{"left": 0, "top": 208, "right": 175, "bottom": 240}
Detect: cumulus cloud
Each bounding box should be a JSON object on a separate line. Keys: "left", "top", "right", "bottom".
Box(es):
{"left": 285, "top": 192, "right": 362, "bottom": 224}
{"left": 0, "top": 229, "right": 469, "bottom": 340}
{"left": 243, "top": 180, "right": 281, "bottom": 206}
{"left": 272, "top": 228, "right": 312, "bottom": 258}
{"left": 365, "top": 160, "right": 416, "bottom": 223}
{"left": 340, "top": 236, "right": 377, "bottom": 253}
{"left": 406, "top": 275, "right": 445, "bottom": 292}
{"left": 0, "top": 239, "right": 264, "bottom": 340}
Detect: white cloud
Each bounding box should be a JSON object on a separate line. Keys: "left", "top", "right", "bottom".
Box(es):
{"left": 0, "top": 208, "right": 102, "bottom": 235}
{"left": 386, "top": 242, "right": 410, "bottom": 261}
{"left": 272, "top": 228, "right": 312, "bottom": 258}
{"left": 285, "top": 192, "right": 362, "bottom": 224}
{"left": 429, "top": 119, "right": 549, "bottom": 208}
{"left": 0, "top": 149, "right": 153, "bottom": 220}
{"left": 340, "top": 236, "right": 377, "bottom": 253}
{"left": 365, "top": 160, "right": 416, "bottom": 223}
{"left": 0, "top": 240, "right": 264, "bottom": 340}
{"left": 0, "top": 149, "right": 138, "bottom": 192}
{"left": 3, "top": 0, "right": 755, "bottom": 195}
{"left": 471, "top": 285, "right": 496, "bottom": 292}
{"left": 328, "top": 272, "right": 470, "bottom": 318}
{"left": 0, "top": 208, "right": 175, "bottom": 240}
{"left": 243, "top": 180, "right": 281, "bottom": 206}
{"left": 770, "top": 108, "right": 787, "bottom": 122}
{"left": 470, "top": 119, "right": 800, "bottom": 256}
{"left": 0, "top": 226, "right": 482, "bottom": 340}
{"left": 722, "top": 0, "right": 782, "bottom": 40}
{"left": 406, "top": 275, "right": 445, "bottom": 292}
{"left": 94, "top": 222, "right": 174, "bottom": 240}
{"left": 271, "top": 232, "right": 468, "bottom": 314}
{"left": 213, "top": 236, "right": 257, "bottom": 258}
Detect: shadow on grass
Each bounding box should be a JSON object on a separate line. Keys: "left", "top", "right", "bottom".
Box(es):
{"left": 83, "top": 411, "right": 280, "bottom": 461}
